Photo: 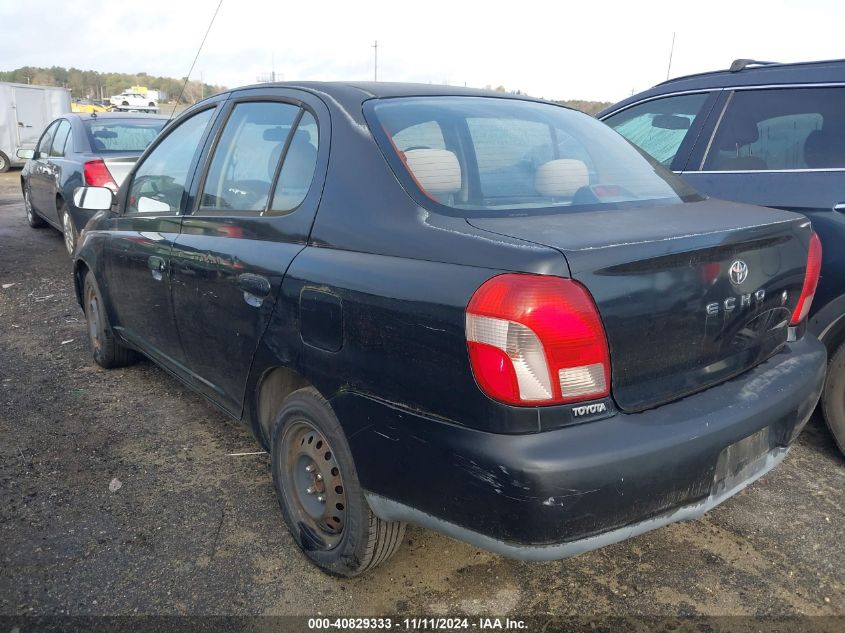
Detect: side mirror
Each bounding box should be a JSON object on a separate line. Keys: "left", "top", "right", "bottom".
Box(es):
{"left": 16, "top": 148, "right": 35, "bottom": 160}
{"left": 73, "top": 186, "right": 114, "bottom": 211}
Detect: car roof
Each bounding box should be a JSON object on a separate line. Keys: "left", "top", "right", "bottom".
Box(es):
{"left": 66, "top": 112, "right": 170, "bottom": 122}
{"left": 598, "top": 58, "right": 845, "bottom": 116}
{"left": 231, "top": 80, "right": 549, "bottom": 109}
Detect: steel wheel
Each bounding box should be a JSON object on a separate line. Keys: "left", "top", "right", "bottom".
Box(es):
{"left": 84, "top": 283, "right": 103, "bottom": 356}
{"left": 281, "top": 419, "right": 348, "bottom": 549}
{"left": 0, "top": 153, "right": 7, "bottom": 172}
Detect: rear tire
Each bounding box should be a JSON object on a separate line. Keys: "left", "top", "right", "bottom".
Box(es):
{"left": 0, "top": 151, "right": 9, "bottom": 173}
{"left": 59, "top": 200, "right": 77, "bottom": 256}
{"left": 271, "top": 387, "right": 405, "bottom": 576}
{"left": 24, "top": 184, "right": 47, "bottom": 228}
{"left": 83, "top": 271, "right": 137, "bottom": 369}
{"left": 822, "top": 343, "right": 845, "bottom": 455}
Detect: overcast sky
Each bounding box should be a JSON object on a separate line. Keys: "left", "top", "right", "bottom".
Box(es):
{"left": 1, "top": 0, "right": 843, "bottom": 102}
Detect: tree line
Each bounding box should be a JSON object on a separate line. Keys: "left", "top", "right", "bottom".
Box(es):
{"left": 0, "top": 66, "right": 226, "bottom": 104}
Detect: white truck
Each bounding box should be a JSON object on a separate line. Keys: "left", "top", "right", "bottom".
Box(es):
{"left": 0, "top": 82, "right": 72, "bottom": 172}
{"left": 109, "top": 89, "right": 159, "bottom": 112}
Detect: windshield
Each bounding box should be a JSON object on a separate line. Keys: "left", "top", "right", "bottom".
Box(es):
{"left": 366, "top": 96, "right": 701, "bottom": 216}
{"left": 83, "top": 118, "right": 166, "bottom": 153}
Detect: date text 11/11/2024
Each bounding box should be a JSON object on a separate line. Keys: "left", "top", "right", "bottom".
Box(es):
{"left": 307, "top": 617, "right": 527, "bottom": 630}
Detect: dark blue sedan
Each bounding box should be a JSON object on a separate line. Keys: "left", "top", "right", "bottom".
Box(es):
{"left": 19, "top": 112, "right": 168, "bottom": 255}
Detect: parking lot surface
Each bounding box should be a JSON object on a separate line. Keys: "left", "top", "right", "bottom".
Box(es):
{"left": 1, "top": 169, "right": 844, "bottom": 619}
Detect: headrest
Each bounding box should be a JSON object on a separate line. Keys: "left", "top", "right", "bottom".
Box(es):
{"left": 805, "top": 129, "right": 845, "bottom": 168}
{"left": 534, "top": 159, "right": 589, "bottom": 198}
{"left": 403, "top": 149, "right": 461, "bottom": 196}
{"left": 718, "top": 117, "right": 760, "bottom": 149}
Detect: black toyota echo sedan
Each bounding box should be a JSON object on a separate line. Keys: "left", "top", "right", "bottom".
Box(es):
{"left": 70, "top": 82, "right": 826, "bottom": 576}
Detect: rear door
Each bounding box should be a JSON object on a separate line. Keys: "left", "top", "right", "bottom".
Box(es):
{"left": 102, "top": 105, "right": 220, "bottom": 368}
{"left": 169, "top": 89, "right": 328, "bottom": 415}
{"left": 680, "top": 86, "right": 845, "bottom": 320}
{"left": 14, "top": 87, "right": 48, "bottom": 149}
{"left": 39, "top": 119, "right": 72, "bottom": 223}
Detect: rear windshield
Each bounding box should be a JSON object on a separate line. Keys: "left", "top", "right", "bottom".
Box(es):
{"left": 366, "top": 96, "right": 701, "bottom": 216}
{"left": 83, "top": 118, "right": 166, "bottom": 153}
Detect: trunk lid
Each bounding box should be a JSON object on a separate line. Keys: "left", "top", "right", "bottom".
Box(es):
{"left": 83, "top": 152, "right": 141, "bottom": 186}
{"left": 468, "top": 199, "right": 812, "bottom": 412}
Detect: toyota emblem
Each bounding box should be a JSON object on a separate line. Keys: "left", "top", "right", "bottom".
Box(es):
{"left": 729, "top": 260, "right": 748, "bottom": 285}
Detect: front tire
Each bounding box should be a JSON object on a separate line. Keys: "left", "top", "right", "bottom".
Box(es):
{"left": 822, "top": 343, "right": 845, "bottom": 455}
{"left": 83, "top": 271, "right": 137, "bottom": 369}
{"left": 271, "top": 388, "right": 405, "bottom": 576}
{"left": 0, "top": 151, "right": 10, "bottom": 173}
{"left": 24, "top": 184, "right": 47, "bottom": 228}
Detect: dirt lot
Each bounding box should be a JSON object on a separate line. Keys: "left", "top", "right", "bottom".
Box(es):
{"left": 1, "top": 168, "right": 844, "bottom": 622}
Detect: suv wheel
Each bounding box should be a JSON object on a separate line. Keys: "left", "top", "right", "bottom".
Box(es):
{"left": 822, "top": 343, "right": 845, "bottom": 455}
{"left": 24, "top": 185, "right": 46, "bottom": 228}
{"left": 0, "top": 151, "right": 9, "bottom": 173}
{"left": 271, "top": 387, "right": 406, "bottom": 576}
{"left": 83, "top": 271, "right": 137, "bottom": 368}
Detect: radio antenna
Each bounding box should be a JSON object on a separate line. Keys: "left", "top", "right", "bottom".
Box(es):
{"left": 666, "top": 32, "right": 676, "bottom": 80}
{"left": 171, "top": 0, "right": 224, "bottom": 119}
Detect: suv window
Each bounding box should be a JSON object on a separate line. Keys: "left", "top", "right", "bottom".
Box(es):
{"left": 127, "top": 108, "right": 215, "bottom": 214}
{"left": 201, "top": 101, "right": 301, "bottom": 212}
{"left": 50, "top": 120, "right": 71, "bottom": 157}
{"left": 604, "top": 93, "right": 710, "bottom": 167}
{"left": 37, "top": 121, "right": 59, "bottom": 158}
{"left": 704, "top": 87, "right": 845, "bottom": 171}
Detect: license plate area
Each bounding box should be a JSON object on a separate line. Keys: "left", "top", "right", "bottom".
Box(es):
{"left": 712, "top": 427, "right": 771, "bottom": 497}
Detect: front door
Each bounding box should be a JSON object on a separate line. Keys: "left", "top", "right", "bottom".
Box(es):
{"left": 169, "top": 94, "right": 325, "bottom": 414}
{"left": 29, "top": 120, "right": 58, "bottom": 216}
{"left": 102, "top": 106, "right": 218, "bottom": 368}
{"left": 14, "top": 87, "right": 48, "bottom": 149}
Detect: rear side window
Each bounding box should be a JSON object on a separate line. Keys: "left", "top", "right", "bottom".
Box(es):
{"left": 37, "top": 121, "right": 58, "bottom": 158}
{"left": 83, "top": 119, "right": 166, "bottom": 152}
{"left": 200, "top": 101, "right": 301, "bottom": 212}
{"left": 368, "top": 96, "right": 700, "bottom": 216}
{"left": 603, "top": 93, "right": 710, "bottom": 167}
{"left": 50, "top": 120, "right": 71, "bottom": 157}
{"left": 703, "top": 87, "right": 845, "bottom": 171}
{"left": 271, "top": 110, "right": 319, "bottom": 213}
{"left": 126, "top": 108, "right": 214, "bottom": 214}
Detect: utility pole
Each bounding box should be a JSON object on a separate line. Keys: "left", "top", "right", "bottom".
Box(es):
{"left": 372, "top": 40, "right": 378, "bottom": 81}
{"left": 666, "top": 32, "right": 676, "bottom": 80}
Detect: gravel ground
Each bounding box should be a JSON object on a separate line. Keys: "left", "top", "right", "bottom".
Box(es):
{"left": 1, "top": 168, "right": 843, "bottom": 625}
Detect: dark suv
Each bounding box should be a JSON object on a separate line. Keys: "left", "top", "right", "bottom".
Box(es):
{"left": 71, "top": 82, "right": 824, "bottom": 576}
{"left": 598, "top": 59, "right": 845, "bottom": 452}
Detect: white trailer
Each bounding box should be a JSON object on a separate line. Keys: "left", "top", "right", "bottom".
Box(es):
{"left": 0, "top": 82, "right": 71, "bottom": 172}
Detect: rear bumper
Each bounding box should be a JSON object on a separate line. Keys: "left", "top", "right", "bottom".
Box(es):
{"left": 333, "top": 335, "right": 825, "bottom": 559}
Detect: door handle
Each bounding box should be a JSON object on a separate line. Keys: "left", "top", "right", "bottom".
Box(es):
{"left": 834, "top": 203, "right": 845, "bottom": 213}
{"left": 147, "top": 255, "right": 166, "bottom": 281}
{"left": 238, "top": 273, "right": 271, "bottom": 306}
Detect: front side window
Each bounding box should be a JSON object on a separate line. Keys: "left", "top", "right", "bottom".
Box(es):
{"left": 604, "top": 93, "right": 710, "bottom": 167}
{"left": 50, "top": 120, "right": 71, "bottom": 157}
{"left": 126, "top": 108, "right": 214, "bottom": 214}
{"left": 368, "top": 96, "right": 700, "bottom": 216}
{"left": 703, "top": 87, "right": 845, "bottom": 171}
{"left": 201, "top": 101, "right": 301, "bottom": 212}
{"left": 84, "top": 118, "right": 166, "bottom": 153}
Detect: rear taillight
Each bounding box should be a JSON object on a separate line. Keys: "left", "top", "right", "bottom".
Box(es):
{"left": 790, "top": 232, "right": 823, "bottom": 326}
{"left": 465, "top": 274, "right": 611, "bottom": 406}
{"left": 83, "top": 159, "right": 118, "bottom": 192}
